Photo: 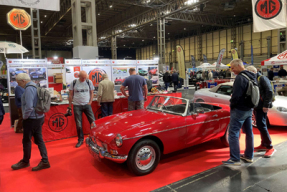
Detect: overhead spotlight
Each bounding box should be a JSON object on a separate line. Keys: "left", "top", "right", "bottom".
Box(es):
{"left": 168, "top": 33, "right": 170, "bottom": 34}
{"left": 150, "top": 24, "right": 153, "bottom": 26}
{"left": 44, "top": 15, "right": 47, "bottom": 18}
{"left": 98, "top": 13, "right": 100, "bottom": 16}
{"left": 153, "top": 36, "right": 156, "bottom": 38}
{"left": 41, "top": 21, "right": 43, "bottom": 24}
{"left": 234, "top": 15, "right": 236, "bottom": 17}
{"left": 184, "top": 28, "right": 186, "bottom": 30}
{"left": 142, "top": 40, "right": 144, "bottom": 41}
{"left": 109, "top": 5, "right": 113, "bottom": 8}
{"left": 124, "top": 45, "right": 126, "bottom": 46}
{"left": 53, "top": 56, "right": 58, "bottom": 60}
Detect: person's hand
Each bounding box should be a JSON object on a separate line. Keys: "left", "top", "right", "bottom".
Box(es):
{"left": 88, "top": 101, "right": 92, "bottom": 105}
{"left": 263, "top": 107, "right": 268, "bottom": 113}
{"left": 97, "top": 103, "right": 101, "bottom": 107}
{"left": 66, "top": 107, "right": 71, "bottom": 113}
{"left": 144, "top": 97, "right": 147, "bottom": 101}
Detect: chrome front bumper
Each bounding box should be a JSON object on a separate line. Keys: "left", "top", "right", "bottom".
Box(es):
{"left": 85, "top": 137, "right": 128, "bottom": 163}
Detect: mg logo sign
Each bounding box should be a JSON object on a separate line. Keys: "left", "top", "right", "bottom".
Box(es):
{"left": 255, "top": 0, "right": 282, "bottom": 20}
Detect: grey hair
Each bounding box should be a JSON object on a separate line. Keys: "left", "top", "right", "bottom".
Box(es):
{"left": 102, "top": 74, "right": 108, "bottom": 79}
{"left": 230, "top": 59, "right": 244, "bottom": 67}
{"left": 246, "top": 66, "right": 257, "bottom": 73}
{"left": 16, "top": 73, "right": 31, "bottom": 81}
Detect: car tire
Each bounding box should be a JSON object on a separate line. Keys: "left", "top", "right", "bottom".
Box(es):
{"left": 196, "top": 99, "right": 204, "bottom": 103}
{"left": 127, "top": 139, "right": 160, "bottom": 176}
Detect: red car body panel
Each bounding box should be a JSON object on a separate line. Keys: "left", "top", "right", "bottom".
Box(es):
{"left": 90, "top": 103, "right": 230, "bottom": 158}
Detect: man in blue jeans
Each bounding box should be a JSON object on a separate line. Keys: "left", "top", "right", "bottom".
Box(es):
{"left": 69, "top": 71, "right": 95, "bottom": 148}
{"left": 222, "top": 59, "right": 256, "bottom": 166}
{"left": 246, "top": 66, "right": 276, "bottom": 158}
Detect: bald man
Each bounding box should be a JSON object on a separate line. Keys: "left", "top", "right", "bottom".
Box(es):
{"left": 69, "top": 71, "right": 95, "bottom": 148}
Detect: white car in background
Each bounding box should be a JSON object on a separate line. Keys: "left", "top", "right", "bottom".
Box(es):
{"left": 193, "top": 82, "right": 287, "bottom": 127}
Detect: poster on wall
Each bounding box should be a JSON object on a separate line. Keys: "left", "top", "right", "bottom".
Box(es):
{"left": 261, "top": 66, "right": 268, "bottom": 76}
{"left": 82, "top": 66, "right": 112, "bottom": 90}
{"left": 112, "top": 66, "right": 135, "bottom": 86}
{"left": 65, "top": 66, "right": 81, "bottom": 87}
{"left": 8, "top": 67, "right": 48, "bottom": 95}
{"left": 137, "top": 66, "right": 159, "bottom": 85}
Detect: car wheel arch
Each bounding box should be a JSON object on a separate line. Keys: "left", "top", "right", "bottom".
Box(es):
{"left": 129, "top": 135, "right": 164, "bottom": 155}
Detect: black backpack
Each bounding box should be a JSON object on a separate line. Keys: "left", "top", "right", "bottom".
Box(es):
{"left": 241, "top": 74, "right": 260, "bottom": 108}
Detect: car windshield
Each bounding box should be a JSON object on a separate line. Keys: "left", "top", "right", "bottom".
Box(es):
{"left": 147, "top": 96, "right": 188, "bottom": 115}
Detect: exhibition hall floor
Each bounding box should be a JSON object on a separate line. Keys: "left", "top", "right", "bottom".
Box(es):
{"left": 1, "top": 114, "right": 287, "bottom": 192}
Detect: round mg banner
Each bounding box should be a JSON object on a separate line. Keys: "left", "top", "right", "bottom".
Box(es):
{"left": 255, "top": 0, "right": 282, "bottom": 20}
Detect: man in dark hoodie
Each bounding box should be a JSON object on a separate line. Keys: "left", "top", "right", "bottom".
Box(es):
{"left": 163, "top": 71, "right": 171, "bottom": 91}
{"left": 222, "top": 59, "right": 256, "bottom": 166}
{"left": 246, "top": 66, "right": 276, "bottom": 158}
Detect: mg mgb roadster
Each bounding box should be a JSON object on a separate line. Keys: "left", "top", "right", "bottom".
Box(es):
{"left": 86, "top": 96, "right": 231, "bottom": 175}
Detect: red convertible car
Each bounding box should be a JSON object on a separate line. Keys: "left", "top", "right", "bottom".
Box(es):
{"left": 86, "top": 96, "right": 231, "bottom": 175}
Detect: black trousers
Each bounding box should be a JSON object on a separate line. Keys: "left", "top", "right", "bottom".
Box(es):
{"left": 23, "top": 117, "right": 48, "bottom": 163}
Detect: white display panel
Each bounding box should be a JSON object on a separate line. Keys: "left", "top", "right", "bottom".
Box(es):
{"left": 82, "top": 66, "right": 112, "bottom": 90}
{"left": 82, "top": 60, "right": 111, "bottom": 65}
{"left": 112, "top": 66, "right": 135, "bottom": 86}
{"left": 8, "top": 67, "right": 48, "bottom": 96}
{"left": 137, "top": 65, "right": 159, "bottom": 85}
{"left": 65, "top": 66, "right": 81, "bottom": 87}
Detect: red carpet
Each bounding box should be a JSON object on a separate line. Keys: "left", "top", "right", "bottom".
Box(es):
{"left": 1, "top": 114, "right": 287, "bottom": 192}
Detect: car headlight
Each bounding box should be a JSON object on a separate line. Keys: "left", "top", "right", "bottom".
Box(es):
{"left": 115, "top": 134, "right": 123, "bottom": 147}
{"left": 277, "top": 107, "right": 287, "bottom": 112}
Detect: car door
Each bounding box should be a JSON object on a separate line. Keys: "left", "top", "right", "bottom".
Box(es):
{"left": 185, "top": 103, "right": 220, "bottom": 147}
{"left": 212, "top": 85, "right": 233, "bottom": 105}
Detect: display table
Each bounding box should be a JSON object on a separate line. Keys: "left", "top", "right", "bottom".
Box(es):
{"left": 42, "top": 92, "right": 182, "bottom": 142}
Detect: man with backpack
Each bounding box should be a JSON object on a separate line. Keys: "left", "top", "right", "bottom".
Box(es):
{"left": 68, "top": 71, "right": 95, "bottom": 148}
{"left": 222, "top": 59, "right": 257, "bottom": 166}
{"left": 11, "top": 73, "right": 50, "bottom": 171}
{"left": 246, "top": 66, "right": 276, "bottom": 158}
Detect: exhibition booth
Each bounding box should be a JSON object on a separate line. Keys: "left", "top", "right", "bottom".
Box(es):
{"left": 6, "top": 58, "right": 181, "bottom": 142}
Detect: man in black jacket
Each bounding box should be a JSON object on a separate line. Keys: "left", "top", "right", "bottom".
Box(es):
{"left": 163, "top": 72, "right": 171, "bottom": 91}
{"left": 222, "top": 59, "right": 255, "bottom": 166}
{"left": 171, "top": 71, "right": 179, "bottom": 92}
{"left": 246, "top": 66, "right": 276, "bottom": 158}
{"left": 278, "top": 66, "right": 287, "bottom": 77}
{"left": 268, "top": 68, "right": 274, "bottom": 81}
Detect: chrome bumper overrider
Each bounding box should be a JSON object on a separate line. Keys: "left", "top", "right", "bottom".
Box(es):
{"left": 85, "top": 137, "right": 128, "bottom": 163}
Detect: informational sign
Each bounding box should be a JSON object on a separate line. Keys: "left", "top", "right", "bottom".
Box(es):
{"left": 8, "top": 67, "right": 48, "bottom": 95}
{"left": 261, "top": 66, "right": 268, "bottom": 76}
{"left": 82, "top": 60, "right": 111, "bottom": 65}
{"left": 112, "top": 66, "right": 135, "bottom": 86}
{"left": 82, "top": 66, "right": 112, "bottom": 90}
{"left": 0, "top": 0, "right": 60, "bottom": 11}
{"left": 137, "top": 66, "right": 159, "bottom": 85}
{"left": 7, "top": 8, "right": 31, "bottom": 30}
{"left": 65, "top": 59, "right": 81, "bottom": 65}
{"left": 112, "top": 60, "right": 137, "bottom": 65}
{"left": 136, "top": 60, "right": 158, "bottom": 65}
{"left": 7, "top": 59, "right": 46, "bottom": 65}
{"left": 252, "top": 0, "right": 286, "bottom": 32}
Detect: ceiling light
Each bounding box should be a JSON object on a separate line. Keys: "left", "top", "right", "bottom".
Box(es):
{"left": 124, "top": 45, "right": 126, "bottom": 46}
{"left": 142, "top": 40, "right": 144, "bottom": 41}
{"left": 109, "top": 5, "right": 113, "bottom": 8}
{"left": 234, "top": 15, "right": 236, "bottom": 17}
{"left": 98, "top": 13, "right": 100, "bottom": 16}
{"left": 41, "top": 21, "right": 43, "bottom": 24}
{"left": 129, "top": 24, "right": 137, "bottom": 27}
{"left": 53, "top": 56, "right": 58, "bottom": 59}
{"left": 44, "top": 15, "right": 47, "bottom": 18}
{"left": 168, "top": 33, "right": 170, "bottom": 34}
{"left": 184, "top": 28, "right": 186, "bottom": 30}
{"left": 153, "top": 36, "right": 155, "bottom": 38}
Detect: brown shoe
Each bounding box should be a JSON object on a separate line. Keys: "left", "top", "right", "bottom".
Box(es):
{"left": 32, "top": 161, "right": 50, "bottom": 171}
{"left": 11, "top": 160, "right": 30, "bottom": 170}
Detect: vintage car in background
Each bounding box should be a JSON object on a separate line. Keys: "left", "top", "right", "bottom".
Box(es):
{"left": 86, "top": 96, "right": 231, "bottom": 175}
{"left": 138, "top": 69, "right": 148, "bottom": 76}
{"left": 30, "top": 69, "right": 46, "bottom": 80}
{"left": 193, "top": 82, "right": 287, "bottom": 127}
{"left": 149, "top": 68, "right": 157, "bottom": 75}
{"left": 114, "top": 78, "right": 125, "bottom": 85}
{"left": 10, "top": 69, "right": 27, "bottom": 80}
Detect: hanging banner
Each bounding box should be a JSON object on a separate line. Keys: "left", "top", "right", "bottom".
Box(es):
{"left": 203, "top": 54, "right": 208, "bottom": 63}
{"left": 251, "top": 45, "right": 254, "bottom": 65}
{"left": 0, "top": 0, "right": 60, "bottom": 11}
{"left": 7, "top": 8, "right": 31, "bottom": 30}
{"left": 252, "top": 0, "right": 286, "bottom": 33}
{"left": 216, "top": 49, "right": 226, "bottom": 69}
{"left": 176, "top": 45, "right": 186, "bottom": 79}
{"left": 191, "top": 55, "right": 196, "bottom": 68}
{"left": 231, "top": 49, "right": 239, "bottom": 60}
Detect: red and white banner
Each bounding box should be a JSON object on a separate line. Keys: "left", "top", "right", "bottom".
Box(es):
{"left": 252, "top": 0, "right": 287, "bottom": 32}
{"left": 0, "top": 0, "right": 60, "bottom": 11}
{"left": 47, "top": 57, "right": 64, "bottom": 64}
{"left": 216, "top": 49, "right": 225, "bottom": 69}
{"left": 261, "top": 50, "right": 287, "bottom": 65}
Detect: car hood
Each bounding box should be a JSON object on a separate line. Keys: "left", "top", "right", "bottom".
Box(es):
{"left": 92, "top": 109, "right": 173, "bottom": 143}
